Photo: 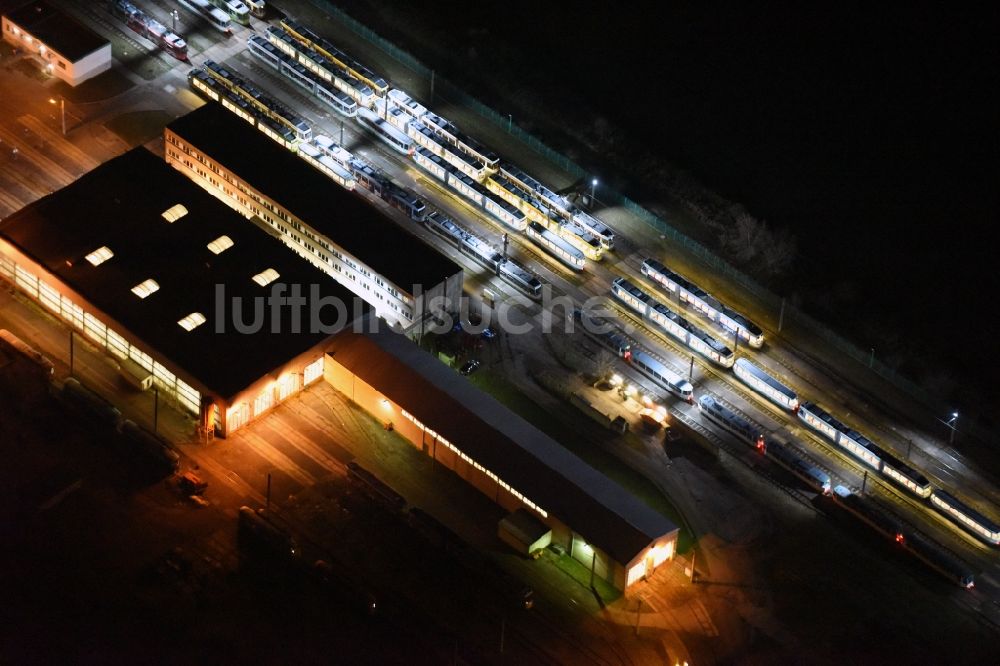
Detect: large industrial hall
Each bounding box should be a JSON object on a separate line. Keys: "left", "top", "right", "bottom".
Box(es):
{"left": 0, "top": 147, "right": 368, "bottom": 437}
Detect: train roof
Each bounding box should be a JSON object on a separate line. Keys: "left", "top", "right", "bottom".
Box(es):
{"left": 327, "top": 327, "right": 679, "bottom": 564}
{"left": 933, "top": 490, "right": 1000, "bottom": 531}
{"left": 0, "top": 147, "right": 366, "bottom": 400}
{"left": 167, "top": 103, "right": 460, "bottom": 293}
{"left": 528, "top": 222, "right": 582, "bottom": 256}
{"left": 734, "top": 358, "right": 795, "bottom": 396}
{"left": 720, "top": 305, "right": 763, "bottom": 336}
{"left": 498, "top": 260, "right": 540, "bottom": 286}
{"left": 4, "top": 0, "right": 109, "bottom": 62}
{"left": 642, "top": 258, "right": 711, "bottom": 301}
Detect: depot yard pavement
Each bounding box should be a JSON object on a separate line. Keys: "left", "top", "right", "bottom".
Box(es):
{"left": 0, "top": 364, "right": 434, "bottom": 664}
{"left": 447, "top": 306, "right": 1000, "bottom": 663}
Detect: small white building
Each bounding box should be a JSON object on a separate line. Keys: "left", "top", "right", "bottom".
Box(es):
{"left": 2, "top": 0, "right": 111, "bottom": 86}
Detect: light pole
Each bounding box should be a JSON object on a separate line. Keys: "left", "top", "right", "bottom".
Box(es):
{"left": 171, "top": 9, "right": 179, "bottom": 31}
{"left": 507, "top": 113, "right": 512, "bottom": 131}
{"left": 947, "top": 412, "right": 959, "bottom": 445}
{"left": 590, "top": 178, "right": 598, "bottom": 206}
{"left": 49, "top": 97, "right": 65, "bottom": 135}
{"left": 868, "top": 347, "right": 874, "bottom": 368}
{"left": 153, "top": 384, "right": 160, "bottom": 433}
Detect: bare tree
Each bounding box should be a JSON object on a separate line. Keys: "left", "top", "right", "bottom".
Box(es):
{"left": 594, "top": 350, "right": 615, "bottom": 382}
{"left": 760, "top": 226, "right": 797, "bottom": 277}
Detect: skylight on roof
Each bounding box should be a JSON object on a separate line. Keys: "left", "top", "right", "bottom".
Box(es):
{"left": 131, "top": 279, "right": 160, "bottom": 299}
{"left": 252, "top": 268, "right": 280, "bottom": 287}
{"left": 161, "top": 204, "right": 188, "bottom": 223}
{"left": 178, "top": 312, "right": 207, "bottom": 331}
{"left": 207, "top": 235, "right": 234, "bottom": 255}
{"left": 84, "top": 246, "right": 114, "bottom": 266}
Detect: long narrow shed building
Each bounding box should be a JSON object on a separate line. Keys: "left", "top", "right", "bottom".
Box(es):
{"left": 324, "top": 327, "right": 679, "bottom": 590}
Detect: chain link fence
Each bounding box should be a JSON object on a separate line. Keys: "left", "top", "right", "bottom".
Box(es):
{"left": 310, "top": 0, "right": 960, "bottom": 436}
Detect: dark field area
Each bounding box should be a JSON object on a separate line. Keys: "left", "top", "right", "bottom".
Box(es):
{"left": 336, "top": 1, "right": 999, "bottom": 423}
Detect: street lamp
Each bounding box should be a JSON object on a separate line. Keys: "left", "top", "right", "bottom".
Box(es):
{"left": 947, "top": 411, "right": 959, "bottom": 445}
{"left": 590, "top": 178, "right": 598, "bottom": 205}
{"left": 171, "top": 9, "right": 179, "bottom": 31}
{"left": 49, "top": 97, "right": 65, "bottom": 135}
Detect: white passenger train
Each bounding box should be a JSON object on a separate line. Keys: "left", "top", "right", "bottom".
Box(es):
{"left": 698, "top": 394, "right": 765, "bottom": 448}
{"left": 641, "top": 258, "right": 764, "bottom": 348}
{"left": 356, "top": 107, "right": 413, "bottom": 156}
{"left": 733, "top": 358, "right": 798, "bottom": 412}
{"left": 499, "top": 162, "right": 616, "bottom": 250}
{"left": 413, "top": 149, "right": 527, "bottom": 231}
{"left": 405, "top": 121, "right": 488, "bottom": 180}
{"left": 571, "top": 210, "right": 615, "bottom": 251}
{"left": 798, "top": 402, "right": 932, "bottom": 498}
{"left": 766, "top": 437, "right": 832, "bottom": 494}
{"left": 424, "top": 212, "right": 542, "bottom": 300}
{"left": 525, "top": 222, "right": 586, "bottom": 271}
{"left": 248, "top": 35, "right": 357, "bottom": 118}
{"left": 596, "top": 330, "right": 693, "bottom": 401}
{"left": 930, "top": 490, "right": 1000, "bottom": 546}
{"left": 612, "top": 277, "right": 734, "bottom": 368}
{"left": 188, "top": 69, "right": 299, "bottom": 150}
{"left": 176, "top": 0, "right": 231, "bottom": 33}
{"left": 298, "top": 142, "right": 356, "bottom": 190}
{"left": 280, "top": 18, "right": 388, "bottom": 96}
{"left": 208, "top": 0, "right": 249, "bottom": 25}
{"left": 203, "top": 59, "right": 311, "bottom": 142}
{"left": 267, "top": 26, "right": 376, "bottom": 108}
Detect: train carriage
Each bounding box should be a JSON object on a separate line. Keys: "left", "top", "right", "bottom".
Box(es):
{"left": 356, "top": 108, "right": 413, "bottom": 156}
{"left": 209, "top": 0, "right": 250, "bottom": 25}
{"left": 766, "top": 438, "right": 832, "bottom": 494}
{"left": 279, "top": 18, "right": 388, "bottom": 95}
{"left": 572, "top": 210, "right": 615, "bottom": 250}
{"left": 247, "top": 0, "right": 265, "bottom": 18}
{"left": 298, "top": 142, "right": 356, "bottom": 190}
{"left": 642, "top": 258, "right": 764, "bottom": 348}
{"left": 557, "top": 221, "right": 603, "bottom": 261}
{"left": 413, "top": 147, "right": 450, "bottom": 182}
{"left": 733, "top": 358, "right": 799, "bottom": 412}
{"left": 177, "top": 0, "right": 231, "bottom": 33}
{"left": 930, "top": 490, "right": 1000, "bottom": 545}
{"left": 798, "top": 402, "right": 932, "bottom": 498}
{"left": 626, "top": 348, "right": 694, "bottom": 401}
{"left": 698, "top": 395, "right": 764, "bottom": 447}
{"left": 526, "top": 222, "right": 585, "bottom": 271}
{"left": 498, "top": 260, "right": 543, "bottom": 300}
{"left": 267, "top": 26, "right": 376, "bottom": 108}
{"left": 612, "top": 278, "right": 734, "bottom": 368}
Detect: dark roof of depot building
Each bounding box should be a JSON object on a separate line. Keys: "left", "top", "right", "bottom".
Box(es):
{"left": 4, "top": 0, "right": 108, "bottom": 61}
{"left": 328, "top": 327, "right": 679, "bottom": 564}
{"left": 166, "top": 102, "right": 461, "bottom": 293}
{"left": 0, "top": 147, "right": 367, "bottom": 400}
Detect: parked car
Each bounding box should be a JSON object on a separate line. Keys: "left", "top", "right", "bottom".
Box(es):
{"left": 459, "top": 360, "right": 481, "bottom": 376}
